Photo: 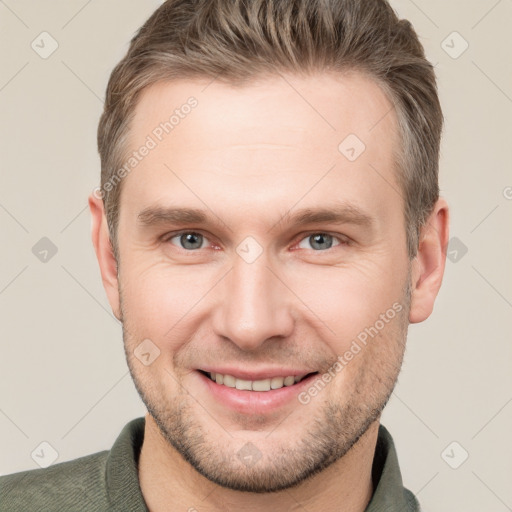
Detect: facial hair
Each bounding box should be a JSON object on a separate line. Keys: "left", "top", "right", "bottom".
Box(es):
{"left": 122, "top": 274, "right": 412, "bottom": 493}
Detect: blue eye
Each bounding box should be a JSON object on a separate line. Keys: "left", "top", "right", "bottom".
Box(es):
{"left": 297, "top": 233, "right": 341, "bottom": 251}
{"left": 168, "top": 232, "right": 208, "bottom": 250}
{"left": 166, "top": 231, "right": 346, "bottom": 253}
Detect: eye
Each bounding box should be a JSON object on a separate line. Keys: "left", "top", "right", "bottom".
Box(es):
{"left": 297, "top": 233, "right": 344, "bottom": 251}
{"left": 167, "top": 231, "right": 209, "bottom": 250}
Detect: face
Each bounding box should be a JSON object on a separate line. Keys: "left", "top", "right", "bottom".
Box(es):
{"left": 113, "top": 72, "right": 413, "bottom": 492}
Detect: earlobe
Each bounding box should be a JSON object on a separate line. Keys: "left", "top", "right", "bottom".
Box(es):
{"left": 409, "top": 198, "right": 450, "bottom": 324}
{"left": 88, "top": 194, "right": 122, "bottom": 321}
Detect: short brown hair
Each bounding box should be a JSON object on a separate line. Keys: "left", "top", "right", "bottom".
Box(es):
{"left": 97, "top": 0, "right": 443, "bottom": 260}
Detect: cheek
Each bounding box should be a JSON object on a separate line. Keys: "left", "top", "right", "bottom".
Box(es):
{"left": 119, "top": 257, "right": 215, "bottom": 339}
{"left": 287, "top": 257, "right": 408, "bottom": 350}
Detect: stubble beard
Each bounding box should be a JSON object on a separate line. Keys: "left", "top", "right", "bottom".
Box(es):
{"left": 121, "top": 277, "right": 412, "bottom": 493}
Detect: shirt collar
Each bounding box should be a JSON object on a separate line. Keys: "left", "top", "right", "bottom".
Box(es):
{"left": 365, "top": 424, "right": 420, "bottom": 511}
{"left": 105, "top": 417, "right": 148, "bottom": 512}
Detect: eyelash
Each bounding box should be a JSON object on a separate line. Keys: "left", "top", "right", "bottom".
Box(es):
{"left": 163, "top": 230, "right": 351, "bottom": 253}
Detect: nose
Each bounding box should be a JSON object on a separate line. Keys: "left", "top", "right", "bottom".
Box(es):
{"left": 211, "top": 251, "right": 295, "bottom": 352}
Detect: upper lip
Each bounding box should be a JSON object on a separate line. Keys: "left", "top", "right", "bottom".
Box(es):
{"left": 198, "top": 367, "right": 317, "bottom": 381}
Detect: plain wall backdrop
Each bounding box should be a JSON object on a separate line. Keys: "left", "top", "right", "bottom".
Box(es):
{"left": 1, "top": 1, "right": 511, "bottom": 511}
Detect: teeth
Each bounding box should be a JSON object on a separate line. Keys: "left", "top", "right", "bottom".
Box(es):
{"left": 223, "top": 374, "right": 236, "bottom": 388}
{"left": 235, "top": 378, "right": 252, "bottom": 391}
{"left": 253, "top": 379, "right": 271, "bottom": 391}
{"left": 283, "top": 376, "right": 295, "bottom": 386}
{"left": 206, "top": 372, "right": 308, "bottom": 391}
{"left": 270, "top": 377, "right": 284, "bottom": 389}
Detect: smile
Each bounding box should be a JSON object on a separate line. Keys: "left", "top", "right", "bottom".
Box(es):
{"left": 198, "top": 370, "right": 318, "bottom": 392}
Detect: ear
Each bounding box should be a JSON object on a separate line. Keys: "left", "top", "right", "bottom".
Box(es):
{"left": 88, "top": 193, "right": 122, "bottom": 321}
{"left": 409, "top": 198, "right": 450, "bottom": 324}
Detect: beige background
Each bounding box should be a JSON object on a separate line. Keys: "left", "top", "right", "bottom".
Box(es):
{"left": 1, "top": 1, "right": 511, "bottom": 510}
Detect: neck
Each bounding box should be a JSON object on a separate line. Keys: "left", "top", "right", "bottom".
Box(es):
{"left": 138, "top": 413, "right": 378, "bottom": 512}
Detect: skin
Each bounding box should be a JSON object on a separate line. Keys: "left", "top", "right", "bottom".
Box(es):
{"left": 89, "top": 71, "right": 449, "bottom": 512}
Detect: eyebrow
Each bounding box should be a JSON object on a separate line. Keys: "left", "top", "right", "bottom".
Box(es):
{"left": 137, "top": 203, "right": 374, "bottom": 231}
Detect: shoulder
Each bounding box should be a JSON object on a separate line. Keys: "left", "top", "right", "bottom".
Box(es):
{"left": 0, "top": 450, "right": 109, "bottom": 512}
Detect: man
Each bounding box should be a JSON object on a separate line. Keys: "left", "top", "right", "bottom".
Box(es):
{"left": 0, "top": 0, "right": 449, "bottom": 510}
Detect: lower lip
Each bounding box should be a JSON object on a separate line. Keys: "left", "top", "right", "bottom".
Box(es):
{"left": 196, "top": 371, "right": 319, "bottom": 414}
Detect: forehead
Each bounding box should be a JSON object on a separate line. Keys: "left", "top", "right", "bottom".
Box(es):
{"left": 121, "top": 71, "right": 401, "bottom": 224}
{"left": 131, "top": 70, "right": 397, "bottom": 151}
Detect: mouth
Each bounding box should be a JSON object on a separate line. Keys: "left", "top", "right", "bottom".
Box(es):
{"left": 197, "top": 369, "right": 319, "bottom": 392}
{"left": 195, "top": 368, "right": 322, "bottom": 414}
